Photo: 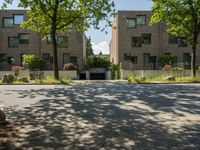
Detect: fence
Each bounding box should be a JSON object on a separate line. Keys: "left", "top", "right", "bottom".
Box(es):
{"left": 123, "top": 70, "right": 200, "bottom": 79}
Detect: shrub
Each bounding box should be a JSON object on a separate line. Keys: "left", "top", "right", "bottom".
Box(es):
{"left": 111, "top": 63, "right": 116, "bottom": 80}
{"left": 159, "top": 54, "right": 177, "bottom": 65}
{"left": 87, "top": 56, "right": 110, "bottom": 68}
{"left": 117, "top": 63, "right": 123, "bottom": 80}
{"left": 11, "top": 66, "right": 24, "bottom": 77}
{"left": 63, "top": 63, "right": 79, "bottom": 70}
{"left": 23, "top": 54, "right": 46, "bottom": 70}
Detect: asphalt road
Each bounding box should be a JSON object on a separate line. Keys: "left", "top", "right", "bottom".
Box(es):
{"left": 0, "top": 82, "right": 200, "bottom": 149}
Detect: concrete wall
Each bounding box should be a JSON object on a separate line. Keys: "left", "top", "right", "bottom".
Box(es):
{"left": 0, "top": 71, "right": 78, "bottom": 79}
{"left": 123, "top": 70, "right": 200, "bottom": 79}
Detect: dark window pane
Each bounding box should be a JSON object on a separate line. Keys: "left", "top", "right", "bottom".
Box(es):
{"left": 137, "top": 15, "right": 146, "bottom": 26}
{"left": 57, "top": 36, "right": 68, "bottom": 47}
{"left": 0, "top": 54, "right": 7, "bottom": 63}
{"left": 19, "top": 33, "right": 29, "bottom": 44}
{"left": 132, "top": 37, "right": 143, "bottom": 47}
{"left": 177, "top": 37, "right": 187, "bottom": 47}
{"left": 183, "top": 53, "right": 191, "bottom": 69}
{"left": 42, "top": 53, "right": 53, "bottom": 64}
{"left": 126, "top": 18, "right": 136, "bottom": 28}
{"left": 8, "top": 37, "right": 19, "bottom": 48}
{"left": 63, "top": 53, "right": 70, "bottom": 65}
{"left": 168, "top": 34, "right": 177, "bottom": 44}
{"left": 131, "top": 56, "right": 137, "bottom": 64}
{"left": 8, "top": 57, "right": 14, "bottom": 64}
{"left": 47, "top": 36, "right": 52, "bottom": 44}
{"left": 14, "top": 15, "right": 24, "bottom": 25}
{"left": 142, "top": 33, "right": 151, "bottom": 44}
{"left": 3, "top": 18, "right": 13, "bottom": 27}
{"left": 143, "top": 53, "right": 150, "bottom": 66}
{"left": 70, "top": 56, "right": 77, "bottom": 65}
{"left": 124, "top": 53, "right": 131, "bottom": 61}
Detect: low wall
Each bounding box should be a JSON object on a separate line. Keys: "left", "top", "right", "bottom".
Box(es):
{"left": 0, "top": 71, "right": 78, "bottom": 80}
{"left": 123, "top": 70, "right": 200, "bottom": 79}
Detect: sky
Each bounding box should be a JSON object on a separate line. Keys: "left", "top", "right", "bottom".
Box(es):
{"left": 0, "top": 0, "right": 153, "bottom": 54}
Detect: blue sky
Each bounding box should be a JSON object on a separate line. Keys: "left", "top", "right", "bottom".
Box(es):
{"left": 0, "top": 0, "right": 153, "bottom": 54}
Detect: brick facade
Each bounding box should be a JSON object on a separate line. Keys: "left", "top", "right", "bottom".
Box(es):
{"left": 110, "top": 11, "right": 200, "bottom": 70}
{"left": 0, "top": 10, "right": 86, "bottom": 71}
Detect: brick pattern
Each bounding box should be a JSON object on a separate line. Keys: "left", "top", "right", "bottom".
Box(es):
{"left": 0, "top": 10, "right": 86, "bottom": 71}
{"left": 110, "top": 11, "right": 200, "bottom": 70}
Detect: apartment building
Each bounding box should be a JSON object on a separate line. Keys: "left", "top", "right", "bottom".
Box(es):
{"left": 0, "top": 10, "right": 86, "bottom": 71}
{"left": 110, "top": 11, "right": 200, "bottom": 70}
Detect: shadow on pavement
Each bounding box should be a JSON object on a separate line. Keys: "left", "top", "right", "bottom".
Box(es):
{"left": 1, "top": 82, "right": 200, "bottom": 149}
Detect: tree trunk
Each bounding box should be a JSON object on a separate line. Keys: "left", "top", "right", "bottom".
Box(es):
{"left": 52, "top": 28, "right": 59, "bottom": 80}
{"left": 52, "top": 0, "right": 59, "bottom": 80}
{"left": 191, "top": 33, "right": 198, "bottom": 77}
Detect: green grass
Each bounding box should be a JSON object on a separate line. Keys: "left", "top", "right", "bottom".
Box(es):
{"left": 128, "top": 75, "right": 200, "bottom": 83}
{"left": 0, "top": 76, "right": 73, "bottom": 85}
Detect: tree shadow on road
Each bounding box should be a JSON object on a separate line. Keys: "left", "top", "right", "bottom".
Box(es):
{"left": 1, "top": 82, "right": 200, "bottom": 149}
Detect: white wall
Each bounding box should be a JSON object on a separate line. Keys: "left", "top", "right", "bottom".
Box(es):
{"left": 123, "top": 70, "right": 200, "bottom": 79}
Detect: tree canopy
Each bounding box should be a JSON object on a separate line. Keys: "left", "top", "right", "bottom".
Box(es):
{"left": 151, "top": 0, "right": 200, "bottom": 76}
{"left": 9, "top": 0, "right": 115, "bottom": 79}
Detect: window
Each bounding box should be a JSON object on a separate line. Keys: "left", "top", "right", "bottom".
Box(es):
{"left": 14, "top": 15, "right": 24, "bottom": 25}
{"left": 42, "top": 53, "right": 53, "bottom": 64}
{"left": 0, "top": 54, "right": 7, "bottom": 63}
{"left": 47, "top": 36, "right": 52, "bottom": 44}
{"left": 137, "top": 15, "right": 146, "bottom": 26}
{"left": 63, "top": 53, "right": 70, "bottom": 65}
{"left": 8, "top": 57, "right": 14, "bottom": 64}
{"left": 183, "top": 53, "right": 191, "bottom": 69}
{"left": 3, "top": 18, "right": 13, "bottom": 27}
{"left": 177, "top": 37, "right": 187, "bottom": 47}
{"left": 126, "top": 18, "right": 136, "bottom": 28}
{"left": 19, "top": 33, "right": 29, "bottom": 44}
{"left": 142, "top": 34, "right": 151, "bottom": 44}
{"left": 131, "top": 56, "right": 137, "bottom": 64}
{"left": 70, "top": 56, "right": 77, "bottom": 65}
{"left": 143, "top": 53, "right": 150, "bottom": 66}
{"left": 132, "top": 37, "right": 143, "bottom": 47}
{"left": 168, "top": 34, "right": 177, "bottom": 44}
{"left": 57, "top": 36, "right": 68, "bottom": 47}
{"left": 8, "top": 37, "right": 19, "bottom": 48}
{"left": 124, "top": 53, "right": 131, "bottom": 61}
{"left": 164, "top": 53, "right": 171, "bottom": 55}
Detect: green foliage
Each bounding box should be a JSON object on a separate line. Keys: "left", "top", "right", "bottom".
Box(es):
{"left": 128, "top": 75, "right": 200, "bottom": 83}
{"left": 151, "top": 0, "right": 200, "bottom": 77}
{"left": 117, "top": 63, "right": 122, "bottom": 80}
{"left": 19, "top": 0, "right": 115, "bottom": 36}
{"left": 40, "top": 77, "right": 72, "bottom": 84}
{"left": 87, "top": 56, "right": 110, "bottom": 68}
{"left": 86, "top": 36, "right": 94, "bottom": 57}
{"left": 23, "top": 54, "right": 45, "bottom": 70}
{"left": 172, "top": 67, "right": 184, "bottom": 72}
{"left": 110, "top": 63, "right": 116, "bottom": 80}
{"left": 128, "top": 76, "right": 147, "bottom": 83}
{"left": 159, "top": 54, "right": 177, "bottom": 65}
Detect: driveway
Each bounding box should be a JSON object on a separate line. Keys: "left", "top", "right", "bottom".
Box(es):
{"left": 0, "top": 81, "right": 200, "bottom": 149}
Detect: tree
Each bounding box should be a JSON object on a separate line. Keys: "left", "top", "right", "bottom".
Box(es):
{"left": 86, "top": 36, "right": 94, "bottom": 57}
{"left": 151, "top": 0, "right": 200, "bottom": 77}
{"left": 4, "top": 0, "right": 115, "bottom": 79}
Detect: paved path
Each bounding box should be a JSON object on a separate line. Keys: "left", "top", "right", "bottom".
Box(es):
{"left": 0, "top": 82, "right": 200, "bottom": 149}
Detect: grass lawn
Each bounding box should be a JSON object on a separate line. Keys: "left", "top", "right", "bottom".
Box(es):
{"left": 128, "top": 76, "right": 200, "bottom": 84}
{"left": 0, "top": 76, "right": 72, "bottom": 85}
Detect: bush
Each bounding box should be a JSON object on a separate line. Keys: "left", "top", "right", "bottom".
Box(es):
{"left": 11, "top": 66, "right": 24, "bottom": 77}
{"left": 23, "top": 54, "right": 45, "bottom": 70}
{"left": 63, "top": 63, "right": 79, "bottom": 70}
{"left": 159, "top": 54, "right": 177, "bottom": 65}
{"left": 117, "top": 63, "right": 122, "bottom": 80}
{"left": 111, "top": 63, "right": 116, "bottom": 80}
{"left": 87, "top": 56, "right": 110, "bottom": 68}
